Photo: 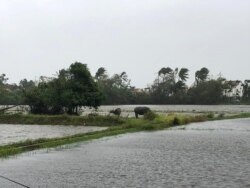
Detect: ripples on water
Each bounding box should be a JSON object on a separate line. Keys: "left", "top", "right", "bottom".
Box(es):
{"left": 0, "top": 125, "right": 107, "bottom": 146}
{"left": 1, "top": 119, "right": 250, "bottom": 187}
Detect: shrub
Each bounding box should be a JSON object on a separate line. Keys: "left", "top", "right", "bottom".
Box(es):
{"left": 207, "top": 112, "right": 214, "bottom": 118}
{"left": 218, "top": 113, "right": 225, "bottom": 118}
{"left": 173, "top": 117, "right": 181, "bottom": 125}
{"left": 143, "top": 111, "right": 158, "bottom": 120}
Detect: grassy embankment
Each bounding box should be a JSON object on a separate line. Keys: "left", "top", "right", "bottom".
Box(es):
{"left": 0, "top": 112, "right": 250, "bottom": 158}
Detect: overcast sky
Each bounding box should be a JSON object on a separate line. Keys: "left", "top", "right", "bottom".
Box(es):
{"left": 0, "top": 0, "right": 249, "bottom": 87}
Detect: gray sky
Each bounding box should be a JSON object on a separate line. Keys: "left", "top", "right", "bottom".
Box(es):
{"left": 0, "top": 0, "right": 249, "bottom": 87}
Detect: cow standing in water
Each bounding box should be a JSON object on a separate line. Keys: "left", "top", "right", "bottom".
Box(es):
{"left": 109, "top": 108, "right": 122, "bottom": 117}
{"left": 134, "top": 106, "right": 151, "bottom": 118}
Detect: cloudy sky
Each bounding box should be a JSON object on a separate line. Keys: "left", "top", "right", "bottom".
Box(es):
{"left": 0, "top": 0, "right": 249, "bottom": 87}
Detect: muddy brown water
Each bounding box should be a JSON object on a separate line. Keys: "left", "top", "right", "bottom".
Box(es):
{"left": 1, "top": 118, "right": 250, "bottom": 187}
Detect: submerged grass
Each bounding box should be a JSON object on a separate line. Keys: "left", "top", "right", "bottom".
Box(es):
{"left": 1, "top": 112, "right": 250, "bottom": 158}
{"left": 0, "top": 113, "right": 124, "bottom": 126}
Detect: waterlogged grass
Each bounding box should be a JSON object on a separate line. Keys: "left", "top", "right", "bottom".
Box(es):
{"left": 208, "top": 112, "right": 250, "bottom": 121}
{"left": 1, "top": 112, "right": 250, "bottom": 158}
{"left": 0, "top": 114, "right": 124, "bottom": 126}
{"left": 0, "top": 114, "right": 208, "bottom": 158}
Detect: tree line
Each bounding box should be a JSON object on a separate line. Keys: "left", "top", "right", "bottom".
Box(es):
{"left": 0, "top": 62, "right": 250, "bottom": 114}
{"left": 95, "top": 66, "right": 250, "bottom": 105}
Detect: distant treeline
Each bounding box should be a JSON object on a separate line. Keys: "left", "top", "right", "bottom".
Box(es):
{"left": 1, "top": 62, "right": 250, "bottom": 114}
{"left": 95, "top": 66, "right": 250, "bottom": 105}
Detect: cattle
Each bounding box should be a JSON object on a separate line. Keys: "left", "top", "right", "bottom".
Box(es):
{"left": 109, "top": 108, "right": 122, "bottom": 116}
{"left": 134, "top": 106, "right": 151, "bottom": 118}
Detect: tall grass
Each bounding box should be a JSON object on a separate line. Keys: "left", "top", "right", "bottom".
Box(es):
{"left": 0, "top": 114, "right": 124, "bottom": 126}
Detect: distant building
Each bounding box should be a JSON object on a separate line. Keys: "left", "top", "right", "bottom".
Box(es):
{"left": 223, "top": 80, "right": 243, "bottom": 99}
{"left": 130, "top": 87, "right": 150, "bottom": 94}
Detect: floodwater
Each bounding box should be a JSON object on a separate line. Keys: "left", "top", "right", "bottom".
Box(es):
{"left": 1, "top": 118, "right": 250, "bottom": 187}
{"left": 83, "top": 105, "right": 250, "bottom": 117}
{"left": 3, "top": 104, "right": 250, "bottom": 116}
{"left": 99, "top": 104, "right": 250, "bottom": 113}
{"left": 0, "top": 124, "right": 107, "bottom": 146}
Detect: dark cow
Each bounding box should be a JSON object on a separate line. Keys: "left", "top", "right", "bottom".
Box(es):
{"left": 109, "top": 108, "right": 122, "bottom": 116}
{"left": 134, "top": 106, "right": 151, "bottom": 118}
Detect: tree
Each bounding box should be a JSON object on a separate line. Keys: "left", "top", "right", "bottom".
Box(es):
{"left": 0, "top": 74, "right": 8, "bottom": 85}
{"left": 187, "top": 79, "right": 224, "bottom": 104}
{"left": 195, "top": 67, "right": 209, "bottom": 85}
{"left": 158, "top": 67, "right": 174, "bottom": 83}
{"left": 178, "top": 68, "right": 189, "bottom": 82}
{"left": 23, "top": 62, "right": 103, "bottom": 114}
{"left": 151, "top": 67, "right": 189, "bottom": 103}
{"left": 19, "top": 79, "right": 35, "bottom": 91}
{"left": 242, "top": 80, "right": 250, "bottom": 102}
{"left": 95, "top": 67, "right": 107, "bottom": 80}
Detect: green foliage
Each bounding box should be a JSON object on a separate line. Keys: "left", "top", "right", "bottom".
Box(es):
{"left": 187, "top": 79, "right": 224, "bottom": 104}
{"left": 0, "top": 113, "right": 124, "bottom": 126}
{"left": 95, "top": 69, "right": 135, "bottom": 104}
{"left": 0, "top": 74, "right": 22, "bottom": 105}
{"left": 173, "top": 117, "right": 181, "bottom": 125}
{"left": 0, "top": 66, "right": 249, "bottom": 106}
{"left": 178, "top": 68, "right": 189, "bottom": 82}
{"left": 195, "top": 67, "right": 209, "bottom": 85}
{"left": 207, "top": 112, "right": 215, "bottom": 118}
{"left": 218, "top": 113, "right": 225, "bottom": 118}
{"left": 0, "top": 74, "right": 8, "bottom": 85}
{"left": 143, "top": 111, "right": 158, "bottom": 120}
{"left": 23, "top": 62, "right": 103, "bottom": 114}
{"left": 242, "top": 80, "right": 250, "bottom": 102}
{"left": 150, "top": 67, "right": 190, "bottom": 104}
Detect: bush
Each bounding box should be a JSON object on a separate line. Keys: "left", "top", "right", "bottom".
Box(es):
{"left": 173, "top": 117, "right": 181, "bottom": 125}
{"left": 143, "top": 111, "right": 158, "bottom": 120}
{"left": 207, "top": 112, "right": 214, "bottom": 118}
{"left": 218, "top": 113, "right": 225, "bottom": 118}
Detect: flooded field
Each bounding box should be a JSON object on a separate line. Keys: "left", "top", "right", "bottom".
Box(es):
{"left": 0, "top": 124, "right": 107, "bottom": 146}
{"left": 97, "top": 105, "right": 250, "bottom": 113}
{"left": 1, "top": 118, "right": 250, "bottom": 187}
{"left": 2, "top": 105, "right": 250, "bottom": 117}
{"left": 84, "top": 105, "right": 250, "bottom": 117}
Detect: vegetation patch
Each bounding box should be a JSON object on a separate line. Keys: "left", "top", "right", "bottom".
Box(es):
{"left": 0, "top": 114, "right": 124, "bottom": 126}
{"left": 143, "top": 111, "right": 158, "bottom": 120}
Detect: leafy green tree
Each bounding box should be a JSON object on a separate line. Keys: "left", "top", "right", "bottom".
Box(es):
{"left": 24, "top": 62, "right": 103, "bottom": 114}
{"left": 0, "top": 74, "right": 22, "bottom": 105}
{"left": 187, "top": 79, "right": 224, "bottom": 104}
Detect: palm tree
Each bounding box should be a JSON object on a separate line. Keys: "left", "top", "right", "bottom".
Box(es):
{"left": 195, "top": 67, "right": 209, "bottom": 85}
{"left": 178, "top": 68, "right": 189, "bottom": 82}
{"left": 157, "top": 67, "right": 189, "bottom": 95}
{"left": 95, "top": 67, "right": 107, "bottom": 80}
{"left": 158, "top": 67, "right": 173, "bottom": 83}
